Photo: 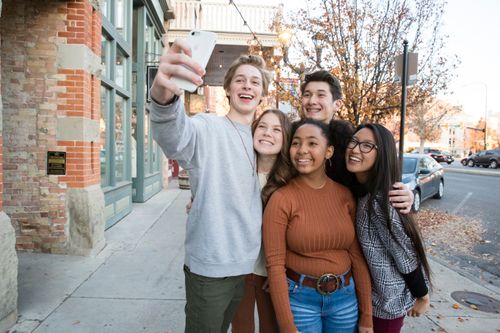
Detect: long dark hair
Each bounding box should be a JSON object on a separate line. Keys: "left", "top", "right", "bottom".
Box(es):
{"left": 354, "top": 123, "right": 432, "bottom": 285}
{"left": 252, "top": 109, "right": 296, "bottom": 205}
{"left": 328, "top": 119, "right": 356, "bottom": 188}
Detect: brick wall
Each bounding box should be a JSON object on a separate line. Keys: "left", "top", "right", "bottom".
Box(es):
{"left": 1, "top": 0, "right": 102, "bottom": 253}
{"left": 56, "top": 1, "right": 101, "bottom": 189}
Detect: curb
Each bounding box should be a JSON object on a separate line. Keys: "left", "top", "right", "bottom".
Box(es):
{"left": 444, "top": 167, "right": 500, "bottom": 177}
{"left": 428, "top": 254, "right": 500, "bottom": 295}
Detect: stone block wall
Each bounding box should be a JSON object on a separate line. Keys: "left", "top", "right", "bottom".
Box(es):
{"left": 0, "top": 0, "right": 19, "bottom": 331}
{"left": 1, "top": 0, "right": 104, "bottom": 255}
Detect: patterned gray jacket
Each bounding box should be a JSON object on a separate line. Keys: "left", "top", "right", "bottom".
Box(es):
{"left": 356, "top": 193, "right": 428, "bottom": 319}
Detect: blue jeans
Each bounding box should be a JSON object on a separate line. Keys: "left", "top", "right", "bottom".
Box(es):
{"left": 287, "top": 275, "right": 359, "bottom": 333}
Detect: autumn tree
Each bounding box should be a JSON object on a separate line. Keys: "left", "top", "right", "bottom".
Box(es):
{"left": 276, "top": 0, "right": 459, "bottom": 124}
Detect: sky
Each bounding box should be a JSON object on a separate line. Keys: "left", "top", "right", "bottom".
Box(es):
{"left": 440, "top": 0, "right": 500, "bottom": 121}
{"left": 238, "top": 0, "right": 500, "bottom": 122}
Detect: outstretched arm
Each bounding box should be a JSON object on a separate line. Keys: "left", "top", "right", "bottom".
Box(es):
{"left": 149, "top": 38, "right": 208, "bottom": 165}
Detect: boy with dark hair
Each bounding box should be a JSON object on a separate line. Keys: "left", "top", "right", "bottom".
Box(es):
{"left": 300, "top": 69, "right": 413, "bottom": 212}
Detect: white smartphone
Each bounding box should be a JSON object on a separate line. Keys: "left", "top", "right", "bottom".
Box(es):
{"left": 171, "top": 30, "right": 217, "bottom": 93}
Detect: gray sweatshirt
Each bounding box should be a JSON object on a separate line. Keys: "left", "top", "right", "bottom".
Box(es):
{"left": 150, "top": 98, "right": 262, "bottom": 278}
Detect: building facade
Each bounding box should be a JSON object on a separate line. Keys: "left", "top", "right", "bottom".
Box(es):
{"left": 0, "top": 0, "right": 279, "bottom": 328}
{"left": 0, "top": 0, "right": 171, "bottom": 256}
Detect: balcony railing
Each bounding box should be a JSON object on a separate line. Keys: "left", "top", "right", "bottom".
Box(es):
{"left": 168, "top": 0, "right": 279, "bottom": 45}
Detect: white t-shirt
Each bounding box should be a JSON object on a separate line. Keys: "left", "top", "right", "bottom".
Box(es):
{"left": 253, "top": 172, "right": 269, "bottom": 276}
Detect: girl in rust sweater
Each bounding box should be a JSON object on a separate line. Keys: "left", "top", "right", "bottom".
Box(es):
{"left": 263, "top": 118, "right": 373, "bottom": 333}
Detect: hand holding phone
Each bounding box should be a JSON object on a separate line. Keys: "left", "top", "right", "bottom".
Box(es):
{"left": 171, "top": 30, "right": 217, "bottom": 92}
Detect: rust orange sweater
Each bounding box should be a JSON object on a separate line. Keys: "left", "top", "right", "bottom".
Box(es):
{"left": 263, "top": 177, "right": 373, "bottom": 332}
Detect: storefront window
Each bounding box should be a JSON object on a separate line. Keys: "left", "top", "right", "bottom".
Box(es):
{"left": 145, "top": 24, "right": 151, "bottom": 64}
{"left": 116, "top": 47, "right": 127, "bottom": 88}
{"left": 101, "top": 35, "right": 110, "bottom": 80}
{"left": 101, "top": 0, "right": 131, "bottom": 188}
{"left": 144, "top": 112, "right": 149, "bottom": 172}
{"left": 115, "top": 0, "right": 127, "bottom": 39}
{"left": 152, "top": 142, "right": 159, "bottom": 172}
{"left": 101, "top": 0, "right": 109, "bottom": 18}
{"left": 114, "top": 95, "right": 126, "bottom": 182}
{"left": 131, "top": 109, "right": 137, "bottom": 178}
{"left": 100, "top": 86, "right": 109, "bottom": 187}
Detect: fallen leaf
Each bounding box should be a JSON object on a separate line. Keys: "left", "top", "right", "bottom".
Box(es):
{"left": 469, "top": 304, "right": 478, "bottom": 310}
{"left": 457, "top": 317, "right": 464, "bottom": 322}
{"left": 452, "top": 303, "right": 461, "bottom": 309}
{"left": 72, "top": 320, "right": 80, "bottom": 325}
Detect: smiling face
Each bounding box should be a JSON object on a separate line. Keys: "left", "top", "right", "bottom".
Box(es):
{"left": 226, "top": 64, "right": 264, "bottom": 116}
{"left": 253, "top": 112, "right": 283, "bottom": 158}
{"left": 290, "top": 123, "right": 333, "bottom": 176}
{"left": 345, "top": 127, "right": 378, "bottom": 183}
{"left": 301, "top": 81, "right": 342, "bottom": 124}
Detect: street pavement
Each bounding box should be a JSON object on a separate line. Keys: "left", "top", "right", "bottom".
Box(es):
{"left": 443, "top": 161, "right": 500, "bottom": 177}
{"left": 7, "top": 178, "right": 500, "bottom": 333}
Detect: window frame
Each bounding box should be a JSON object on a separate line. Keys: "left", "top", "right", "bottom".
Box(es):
{"left": 100, "top": 0, "right": 133, "bottom": 189}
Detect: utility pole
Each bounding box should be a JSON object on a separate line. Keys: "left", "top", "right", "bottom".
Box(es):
{"left": 395, "top": 41, "right": 418, "bottom": 179}
{"left": 398, "top": 40, "right": 409, "bottom": 178}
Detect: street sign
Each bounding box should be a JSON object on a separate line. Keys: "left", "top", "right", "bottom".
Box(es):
{"left": 395, "top": 52, "right": 418, "bottom": 85}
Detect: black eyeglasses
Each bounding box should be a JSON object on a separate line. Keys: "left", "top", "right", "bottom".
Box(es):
{"left": 347, "top": 138, "right": 378, "bottom": 153}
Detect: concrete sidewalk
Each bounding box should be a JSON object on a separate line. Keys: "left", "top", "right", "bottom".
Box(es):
{"left": 8, "top": 180, "right": 500, "bottom": 333}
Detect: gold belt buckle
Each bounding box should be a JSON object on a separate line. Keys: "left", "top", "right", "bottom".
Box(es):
{"left": 316, "top": 273, "right": 340, "bottom": 295}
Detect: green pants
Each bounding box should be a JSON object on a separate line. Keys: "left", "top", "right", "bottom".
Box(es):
{"left": 184, "top": 265, "right": 245, "bottom": 333}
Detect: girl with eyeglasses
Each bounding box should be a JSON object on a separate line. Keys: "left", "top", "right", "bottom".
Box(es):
{"left": 345, "top": 123, "right": 432, "bottom": 333}
{"left": 264, "top": 118, "right": 373, "bottom": 333}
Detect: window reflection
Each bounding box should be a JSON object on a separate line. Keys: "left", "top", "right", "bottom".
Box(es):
{"left": 101, "top": 35, "right": 109, "bottom": 79}
{"left": 144, "top": 112, "right": 149, "bottom": 173}
{"left": 145, "top": 24, "right": 151, "bottom": 64}
{"left": 131, "top": 109, "right": 137, "bottom": 178}
{"left": 101, "top": 0, "right": 108, "bottom": 18}
{"left": 100, "top": 86, "right": 108, "bottom": 187}
{"left": 115, "top": 95, "right": 126, "bottom": 182}
{"left": 116, "top": 47, "right": 126, "bottom": 88}
{"left": 115, "top": 0, "right": 126, "bottom": 38}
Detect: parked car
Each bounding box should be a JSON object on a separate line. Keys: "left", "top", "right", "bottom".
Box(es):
{"left": 403, "top": 153, "right": 444, "bottom": 212}
{"left": 411, "top": 148, "right": 453, "bottom": 164}
{"left": 441, "top": 151, "right": 455, "bottom": 164}
{"left": 465, "top": 149, "right": 500, "bottom": 168}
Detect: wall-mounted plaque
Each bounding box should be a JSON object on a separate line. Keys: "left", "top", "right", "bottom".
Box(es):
{"left": 47, "top": 151, "right": 66, "bottom": 175}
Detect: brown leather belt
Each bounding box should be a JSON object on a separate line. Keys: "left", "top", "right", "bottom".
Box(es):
{"left": 286, "top": 268, "right": 352, "bottom": 295}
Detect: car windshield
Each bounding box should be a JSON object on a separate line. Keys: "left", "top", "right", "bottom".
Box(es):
{"left": 403, "top": 157, "right": 417, "bottom": 173}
